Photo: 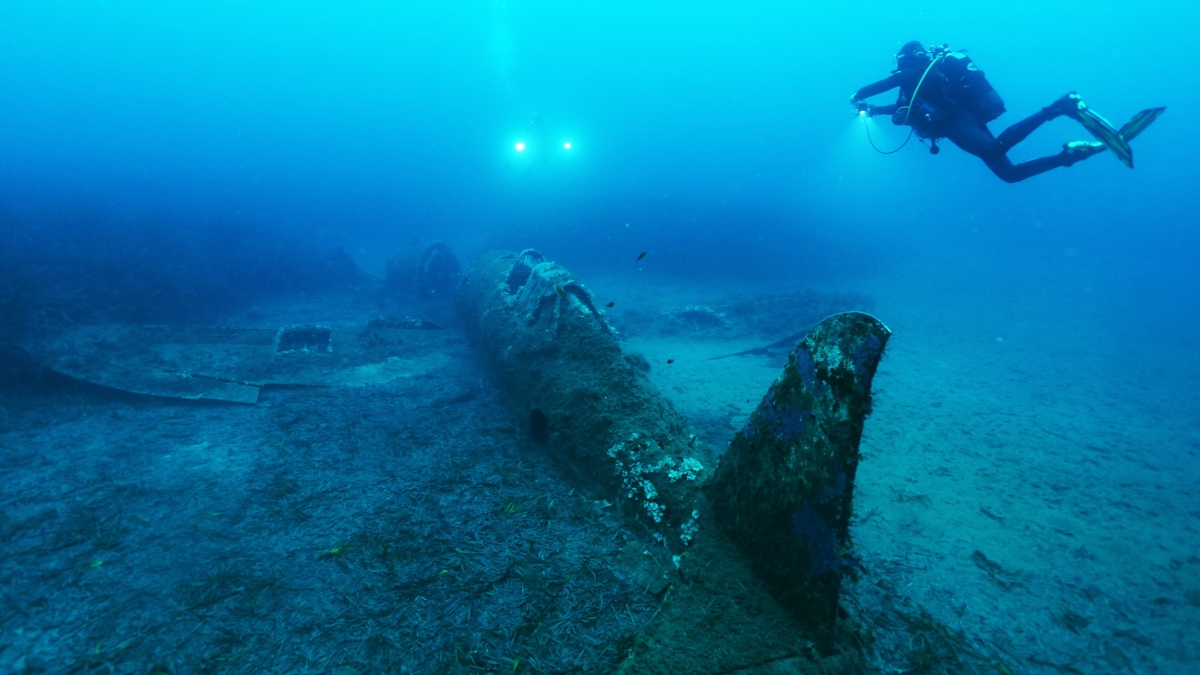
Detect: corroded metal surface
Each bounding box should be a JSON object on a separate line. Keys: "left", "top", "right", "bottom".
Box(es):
{"left": 708, "top": 312, "right": 890, "bottom": 635}
{"left": 23, "top": 320, "right": 458, "bottom": 403}
{"left": 458, "top": 250, "right": 891, "bottom": 674}
{"left": 457, "top": 249, "right": 710, "bottom": 545}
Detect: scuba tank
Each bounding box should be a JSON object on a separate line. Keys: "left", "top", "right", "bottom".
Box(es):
{"left": 890, "top": 45, "right": 1007, "bottom": 131}
{"left": 931, "top": 46, "right": 1006, "bottom": 122}
{"left": 866, "top": 44, "right": 1004, "bottom": 156}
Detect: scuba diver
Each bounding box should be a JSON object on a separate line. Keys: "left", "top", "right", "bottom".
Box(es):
{"left": 851, "top": 41, "right": 1164, "bottom": 182}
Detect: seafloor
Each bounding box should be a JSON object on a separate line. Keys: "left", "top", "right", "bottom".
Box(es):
{"left": 1, "top": 261, "right": 1196, "bottom": 674}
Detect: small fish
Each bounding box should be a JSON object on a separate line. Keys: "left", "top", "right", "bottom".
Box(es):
{"left": 667, "top": 359, "right": 675, "bottom": 364}
{"left": 554, "top": 284, "right": 567, "bottom": 301}
{"left": 636, "top": 251, "right": 647, "bottom": 261}
{"left": 605, "top": 301, "right": 615, "bottom": 308}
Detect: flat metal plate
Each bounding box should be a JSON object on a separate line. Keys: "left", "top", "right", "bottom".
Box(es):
{"left": 23, "top": 321, "right": 454, "bottom": 403}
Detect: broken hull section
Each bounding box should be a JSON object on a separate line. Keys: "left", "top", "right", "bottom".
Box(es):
{"left": 458, "top": 250, "right": 891, "bottom": 672}
{"left": 708, "top": 311, "right": 890, "bottom": 634}
{"left": 457, "top": 249, "right": 711, "bottom": 542}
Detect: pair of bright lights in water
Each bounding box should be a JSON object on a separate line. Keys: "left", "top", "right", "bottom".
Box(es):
{"left": 514, "top": 142, "right": 571, "bottom": 151}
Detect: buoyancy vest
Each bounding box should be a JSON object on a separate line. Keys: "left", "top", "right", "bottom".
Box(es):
{"left": 892, "top": 49, "right": 1007, "bottom": 129}
{"left": 935, "top": 51, "right": 1006, "bottom": 122}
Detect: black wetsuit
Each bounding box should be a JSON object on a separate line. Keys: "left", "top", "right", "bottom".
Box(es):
{"left": 855, "top": 68, "right": 1073, "bottom": 183}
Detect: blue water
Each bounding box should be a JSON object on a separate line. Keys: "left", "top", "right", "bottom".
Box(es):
{"left": 3, "top": 2, "right": 1197, "bottom": 297}
{"left": 1, "top": 2, "right": 1197, "bottom": 673}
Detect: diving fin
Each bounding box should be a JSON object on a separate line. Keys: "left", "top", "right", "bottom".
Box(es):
{"left": 1075, "top": 105, "right": 1135, "bottom": 168}
{"left": 1118, "top": 107, "right": 1166, "bottom": 143}
{"left": 1063, "top": 141, "right": 1107, "bottom": 165}
{"left": 1089, "top": 107, "right": 1166, "bottom": 163}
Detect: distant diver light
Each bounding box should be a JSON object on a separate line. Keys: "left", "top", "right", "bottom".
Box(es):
{"left": 515, "top": 141, "right": 526, "bottom": 152}
{"left": 563, "top": 142, "right": 571, "bottom": 149}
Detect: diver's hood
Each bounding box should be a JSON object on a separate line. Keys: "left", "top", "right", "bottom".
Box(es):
{"left": 894, "top": 40, "right": 930, "bottom": 71}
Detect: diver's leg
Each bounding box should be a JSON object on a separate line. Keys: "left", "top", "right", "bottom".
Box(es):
{"left": 995, "top": 108, "right": 1055, "bottom": 150}
{"left": 939, "top": 111, "right": 1001, "bottom": 160}
{"left": 944, "top": 110, "right": 1079, "bottom": 182}
{"left": 982, "top": 153, "right": 1071, "bottom": 183}
{"left": 996, "top": 94, "right": 1095, "bottom": 150}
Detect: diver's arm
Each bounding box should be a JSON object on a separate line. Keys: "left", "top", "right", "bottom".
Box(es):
{"left": 851, "top": 72, "right": 905, "bottom": 106}
{"left": 869, "top": 103, "right": 899, "bottom": 116}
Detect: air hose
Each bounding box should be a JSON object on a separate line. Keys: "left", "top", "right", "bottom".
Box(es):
{"left": 863, "top": 52, "right": 945, "bottom": 155}
{"left": 863, "top": 118, "right": 913, "bottom": 154}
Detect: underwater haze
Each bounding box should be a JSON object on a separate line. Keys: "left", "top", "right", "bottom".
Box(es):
{"left": 2, "top": 1, "right": 1194, "bottom": 292}
{"left": 1, "top": 1, "right": 1198, "bottom": 674}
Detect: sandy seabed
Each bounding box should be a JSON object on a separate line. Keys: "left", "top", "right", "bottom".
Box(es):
{"left": 1, "top": 264, "right": 1196, "bottom": 674}
{"left": 607, "top": 265, "right": 1200, "bottom": 675}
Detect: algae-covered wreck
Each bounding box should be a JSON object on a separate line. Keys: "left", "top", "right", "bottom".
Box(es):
{"left": 459, "top": 249, "right": 890, "bottom": 675}
{"left": 10, "top": 242, "right": 890, "bottom": 674}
